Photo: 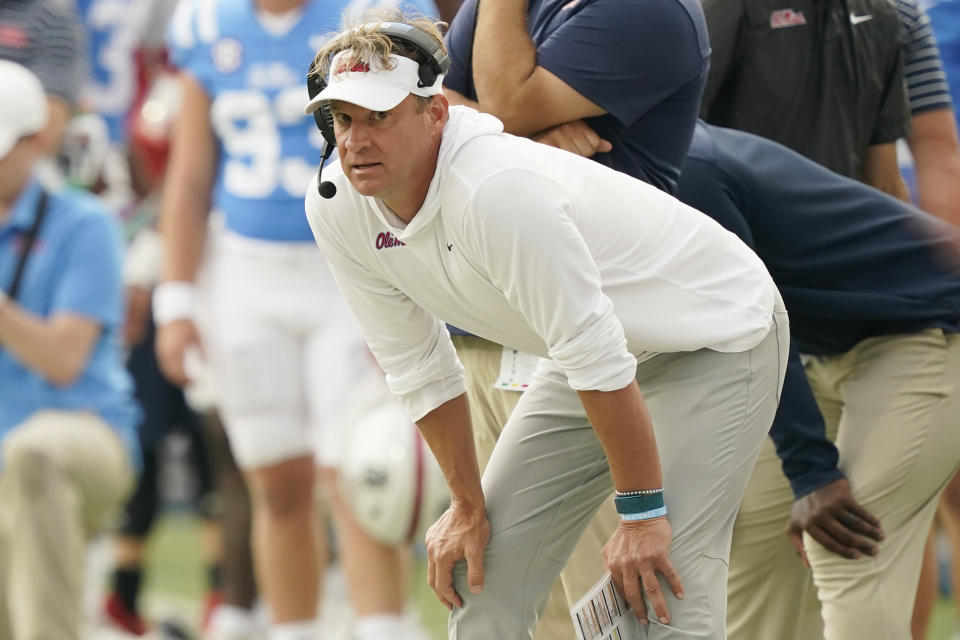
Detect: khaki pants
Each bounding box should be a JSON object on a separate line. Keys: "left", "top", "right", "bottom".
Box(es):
{"left": 727, "top": 329, "right": 960, "bottom": 640}
{"left": 450, "top": 309, "right": 787, "bottom": 639}
{"left": 454, "top": 335, "right": 620, "bottom": 640}
{"left": 0, "top": 410, "right": 134, "bottom": 640}
{"left": 726, "top": 440, "right": 824, "bottom": 640}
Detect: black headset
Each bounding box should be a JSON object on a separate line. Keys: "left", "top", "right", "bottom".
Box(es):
{"left": 306, "top": 22, "right": 451, "bottom": 198}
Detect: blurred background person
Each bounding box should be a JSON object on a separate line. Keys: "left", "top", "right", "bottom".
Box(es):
{"left": 58, "top": 68, "right": 228, "bottom": 637}
{"left": 677, "top": 120, "right": 960, "bottom": 640}
{"left": 0, "top": 60, "right": 140, "bottom": 640}
{"left": 155, "top": 2, "right": 442, "bottom": 639}
{"left": 0, "top": 0, "right": 86, "bottom": 152}
{"left": 48, "top": 4, "right": 248, "bottom": 631}
{"left": 905, "top": 0, "right": 960, "bottom": 636}
{"left": 75, "top": 0, "right": 141, "bottom": 206}
{"left": 894, "top": 0, "right": 960, "bottom": 230}
{"left": 700, "top": 0, "right": 911, "bottom": 199}
{"left": 699, "top": 0, "right": 960, "bottom": 637}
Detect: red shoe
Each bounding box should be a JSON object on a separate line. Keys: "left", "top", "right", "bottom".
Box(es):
{"left": 200, "top": 590, "right": 224, "bottom": 631}
{"left": 103, "top": 591, "right": 147, "bottom": 636}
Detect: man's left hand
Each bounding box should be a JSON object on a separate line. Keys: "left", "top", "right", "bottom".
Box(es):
{"left": 604, "top": 517, "right": 684, "bottom": 625}
{"left": 787, "top": 477, "right": 884, "bottom": 566}
{"left": 533, "top": 120, "right": 612, "bottom": 157}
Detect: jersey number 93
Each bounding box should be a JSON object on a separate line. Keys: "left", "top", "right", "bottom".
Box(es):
{"left": 212, "top": 87, "right": 324, "bottom": 199}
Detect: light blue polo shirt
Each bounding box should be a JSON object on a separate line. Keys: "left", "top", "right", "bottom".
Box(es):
{"left": 0, "top": 179, "right": 140, "bottom": 467}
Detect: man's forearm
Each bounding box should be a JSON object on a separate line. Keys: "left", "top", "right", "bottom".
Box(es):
{"left": 578, "top": 382, "right": 664, "bottom": 492}
{"left": 159, "top": 74, "right": 217, "bottom": 284}
{"left": 769, "top": 344, "right": 843, "bottom": 499}
{"left": 0, "top": 301, "right": 97, "bottom": 386}
{"left": 472, "top": 0, "right": 536, "bottom": 127}
{"left": 159, "top": 180, "right": 210, "bottom": 284}
{"left": 861, "top": 142, "right": 910, "bottom": 203}
{"left": 908, "top": 109, "right": 960, "bottom": 227}
{"left": 464, "top": 0, "right": 605, "bottom": 135}
{"left": 914, "top": 156, "right": 960, "bottom": 226}
{"left": 864, "top": 167, "right": 910, "bottom": 203}
{"left": 416, "top": 393, "right": 486, "bottom": 509}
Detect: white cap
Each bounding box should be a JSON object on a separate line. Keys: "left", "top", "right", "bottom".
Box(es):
{"left": 0, "top": 61, "right": 48, "bottom": 160}
{"left": 303, "top": 52, "right": 443, "bottom": 115}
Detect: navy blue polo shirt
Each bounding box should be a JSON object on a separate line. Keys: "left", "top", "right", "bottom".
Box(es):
{"left": 0, "top": 179, "right": 140, "bottom": 466}
{"left": 443, "top": 0, "right": 710, "bottom": 195}
{"left": 678, "top": 122, "right": 960, "bottom": 497}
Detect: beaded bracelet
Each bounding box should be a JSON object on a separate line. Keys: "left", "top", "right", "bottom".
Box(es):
{"left": 615, "top": 488, "right": 665, "bottom": 497}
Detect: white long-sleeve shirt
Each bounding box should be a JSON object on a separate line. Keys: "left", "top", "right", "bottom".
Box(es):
{"left": 306, "top": 107, "right": 777, "bottom": 421}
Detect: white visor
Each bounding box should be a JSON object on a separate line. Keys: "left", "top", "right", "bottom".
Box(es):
{"left": 303, "top": 52, "right": 443, "bottom": 115}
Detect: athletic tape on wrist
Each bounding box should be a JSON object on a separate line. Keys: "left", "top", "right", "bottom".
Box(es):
{"left": 153, "top": 281, "right": 196, "bottom": 325}
{"left": 620, "top": 506, "right": 668, "bottom": 521}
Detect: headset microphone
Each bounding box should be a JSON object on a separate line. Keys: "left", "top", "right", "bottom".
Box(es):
{"left": 316, "top": 139, "right": 336, "bottom": 199}
{"left": 318, "top": 178, "right": 337, "bottom": 199}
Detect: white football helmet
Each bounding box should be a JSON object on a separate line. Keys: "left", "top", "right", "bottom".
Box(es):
{"left": 57, "top": 113, "right": 110, "bottom": 189}
{"left": 338, "top": 400, "right": 450, "bottom": 547}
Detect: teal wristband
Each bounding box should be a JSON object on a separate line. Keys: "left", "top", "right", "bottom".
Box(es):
{"left": 614, "top": 491, "right": 665, "bottom": 515}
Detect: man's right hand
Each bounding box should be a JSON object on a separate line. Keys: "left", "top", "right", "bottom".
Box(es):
{"left": 532, "top": 120, "right": 612, "bottom": 157}
{"left": 787, "top": 477, "right": 884, "bottom": 566}
{"left": 155, "top": 318, "right": 202, "bottom": 387}
{"left": 425, "top": 499, "right": 490, "bottom": 610}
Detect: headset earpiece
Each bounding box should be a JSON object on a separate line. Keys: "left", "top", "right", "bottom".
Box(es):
{"left": 378, "top": 21, "right": 449, "bottom": 90}
{"left": 306, "top": 63, "right": 337, "bottom": 146}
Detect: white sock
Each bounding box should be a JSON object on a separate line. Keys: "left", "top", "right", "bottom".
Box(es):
{"left": 207, "top": 604, "right": 260, "bottom": 640}
{"left": 354, "top": 614, "right": 430, "bottom": 640}
{"left": 269, "top": 620, "right": 318, "bottom": 640}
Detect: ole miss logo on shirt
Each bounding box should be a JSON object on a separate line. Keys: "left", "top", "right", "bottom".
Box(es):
{"left": 769, "top": 9, "right": 808, "bottom": 28}
{"left": 375, "top": 231, "right": 405, "bottom": 250}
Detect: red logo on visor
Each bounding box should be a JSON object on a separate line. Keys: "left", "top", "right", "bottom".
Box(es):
{"left": 335, "top": 59, "right": 371, "bottom": 75}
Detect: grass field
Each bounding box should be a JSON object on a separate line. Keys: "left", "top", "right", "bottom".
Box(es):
{"left": 134, "top": 512, "right": 958, "bottom": 640}
{"left": 134, "top": 512, "right": 449, "bottom": 639}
